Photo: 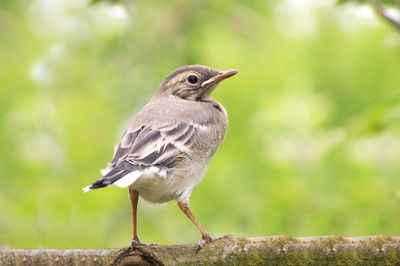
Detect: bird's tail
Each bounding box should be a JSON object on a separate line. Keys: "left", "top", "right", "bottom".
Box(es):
{"left": 82, "top": 162, "right": 141, "bottom": 192}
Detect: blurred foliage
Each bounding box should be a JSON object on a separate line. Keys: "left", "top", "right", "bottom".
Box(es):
{"left": 1, "top": 0, "right": 400, "bottom": 249}
{"left": 337, "top": 0, "right": 400, "bottom": 6}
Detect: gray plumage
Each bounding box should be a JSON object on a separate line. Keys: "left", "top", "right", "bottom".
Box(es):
{"left": 83, "top": 65, "right": 236, "bottom": 203}
{"left": 82, "top": 65, "right": 237, "bottom": 249}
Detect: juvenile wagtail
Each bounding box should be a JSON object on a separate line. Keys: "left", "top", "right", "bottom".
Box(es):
{"left": 83, "top": 65, "right": 238, "bottom": 251}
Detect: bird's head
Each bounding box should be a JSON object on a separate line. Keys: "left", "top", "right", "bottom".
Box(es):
{"left": 157, "top": 65, "right": 238, "bottom": 101}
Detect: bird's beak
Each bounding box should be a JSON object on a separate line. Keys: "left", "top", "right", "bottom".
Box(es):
{"left": 201, "top": 69, "right": 238, "bottom": 88}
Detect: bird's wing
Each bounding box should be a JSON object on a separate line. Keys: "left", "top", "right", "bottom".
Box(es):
{"left": 114, "top": 121, "right": 197, "bottom": 166}
{"left": 83, "top": 122, "right": 198, "bottom": 191}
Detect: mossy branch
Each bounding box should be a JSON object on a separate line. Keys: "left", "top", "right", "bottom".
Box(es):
{"left": 1, "top": 236, "right": 400, "bottom": 265}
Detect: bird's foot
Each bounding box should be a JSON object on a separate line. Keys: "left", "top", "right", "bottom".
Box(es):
{"left": 195, "top": 234, "right": 232, "bottom": 253}
{"left": 131, "top": 239, "right": 158, "bottom": 247}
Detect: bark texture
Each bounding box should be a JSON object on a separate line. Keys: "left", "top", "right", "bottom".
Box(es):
{"left": 1, "top": 236, "right": 400, "bottom": 265}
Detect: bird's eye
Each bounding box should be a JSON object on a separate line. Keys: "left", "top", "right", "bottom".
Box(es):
{"left": 187, "top": 74, "right": 199, "bottom": 84}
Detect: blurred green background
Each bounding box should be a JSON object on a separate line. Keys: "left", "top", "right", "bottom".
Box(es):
{"left": 1, "top": 0, "right": 400, "bottom": 249}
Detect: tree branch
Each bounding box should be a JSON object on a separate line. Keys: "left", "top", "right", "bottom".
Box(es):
{"left": 369, "top": 0, "right": 400, "bottom": 33}
{"left": 1, "top": 236, "right": 400, "bottom": 265}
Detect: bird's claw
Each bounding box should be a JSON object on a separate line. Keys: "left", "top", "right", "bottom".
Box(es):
{"left": 131, "top": 239, "right": 158, "bottom": 247}
{"left": 195, "top": 234, "right": 232, "bottom": 253}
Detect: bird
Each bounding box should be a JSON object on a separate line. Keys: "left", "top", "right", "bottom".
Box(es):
{"left": 82, "top": 65, "right": 238, "bottom": 251}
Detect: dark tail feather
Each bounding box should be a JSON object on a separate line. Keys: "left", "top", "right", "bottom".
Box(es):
{"left": 82, "top": 162, "right": 138, "bottom": 192}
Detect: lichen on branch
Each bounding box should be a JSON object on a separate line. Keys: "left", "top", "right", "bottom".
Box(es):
{"left": 1, "top": 236, "right": 400, "bottom": 265}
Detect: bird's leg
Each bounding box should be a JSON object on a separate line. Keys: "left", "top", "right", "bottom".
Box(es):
{"left": 129, "top": 189, "right": 157, "bottom": 246}
{"left": 177, "top": 200, "right": 231, "bottom": 252}
{"left": 129, "top": 189, "right": 140, "bottom": 245}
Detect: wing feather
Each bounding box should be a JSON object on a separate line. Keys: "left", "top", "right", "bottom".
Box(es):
{"left": 126, "top": 122, "right": 195, "bottom": 166}
{"left": 111, "top": 129, "right": 141, "bottom": 164}
{"left": 84, "top": 121, "right": 199, "bottom": 191}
